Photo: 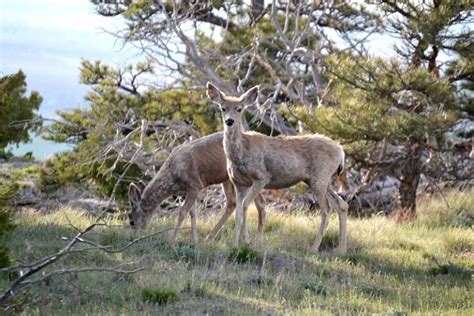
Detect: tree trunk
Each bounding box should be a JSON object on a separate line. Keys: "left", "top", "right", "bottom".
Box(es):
{"left": 396, "top": 147, "right": 422, "bottom": 222}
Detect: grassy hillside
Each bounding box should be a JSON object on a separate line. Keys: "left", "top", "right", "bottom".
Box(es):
{"left": 1, "top": 190, "right": 473, "bottom": 315}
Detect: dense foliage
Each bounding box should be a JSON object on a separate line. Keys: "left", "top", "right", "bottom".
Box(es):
{"left": 0, "top": 179, "right": 17, "bottom": 268}
{"left": 42, "top": 60, "right": 222, "bottom": 202}
{"left": 0, "top": 71, "right": 42, "bottom": 149}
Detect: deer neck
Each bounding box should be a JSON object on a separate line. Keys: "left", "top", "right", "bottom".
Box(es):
{"left": 223, "top": 122, "right": 245, "bottom": 161}
{"left": 140, "top": 180, "right": 170, "bottom": 214}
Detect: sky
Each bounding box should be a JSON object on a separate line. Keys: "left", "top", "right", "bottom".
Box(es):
{"left": 1, "top": 0, "right": 142, "bottom": 158}
{"left": 1, "top": 0, "right": 140, "bottom": 119}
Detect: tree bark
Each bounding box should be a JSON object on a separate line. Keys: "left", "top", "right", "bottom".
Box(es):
{"left": 396, "top": 145, "right": 422, "bottom": 222}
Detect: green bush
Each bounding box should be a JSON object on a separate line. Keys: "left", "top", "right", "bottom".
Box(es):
{"left": 0, "top": 179, "right": 18, "bottom": 269}
{"left": 0, "top": 149, "right": 13, "bottom": 161}
{"left": 37, "top": 149, "right": 145, "bottom": 204}
{"left": 38, "top": 152, "right": 83, "bottom": 192}
{"left": 228, "top": 245, "right": 259, "bottom": 264}
{"left": 141, "top": 287, "right": 178, "bottom": 304}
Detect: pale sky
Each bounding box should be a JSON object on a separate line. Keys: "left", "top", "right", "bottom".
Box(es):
{"left": 1, "top": 0, "right": 140, "bottom": 118}
{"left": 0, "top": 1, "right": 400, "bottom": 119}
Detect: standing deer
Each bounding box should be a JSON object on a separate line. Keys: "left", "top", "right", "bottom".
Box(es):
{"left": 207, "top": 82, "right": 349, "bottom": 253}
{"left": 128, "top": 132, "right": 265, "bottom": 243}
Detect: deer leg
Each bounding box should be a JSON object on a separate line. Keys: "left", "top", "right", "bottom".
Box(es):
{"left": 241, "top": 180, "right": 267, "bottom": 245}
{"left": 253, "top": 194, "right": 266, "bottom": 246}
{"left": 234, "top": 186, "right": 249, "bottom": 246}
{"left": 329, "top": 189, "right": 348, "bottom": 254}
{"left": 206, "top": 182, "right": 236, "bottom": 241}
{"left": 311, "top": 183, "right": 330, "bottom": 252}
{"left": 171, "top": 191, "right": 198, "bottom": 242}
{"left": 189, "top": 206, "right": 198, "bottom": 243}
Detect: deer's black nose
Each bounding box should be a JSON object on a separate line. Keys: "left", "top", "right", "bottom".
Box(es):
{"left": 225, "top": 118, "right": 234, "bottom": 126}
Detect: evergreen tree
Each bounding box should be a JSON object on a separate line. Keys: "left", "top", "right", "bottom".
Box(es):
{"left": 300, "top": 0, "right": 473, "bottom": 218}
{"left": 0, "top": 71, "right": 42, "bottom": 149}
{"left": 43, "top": 60, "right": 221, "bottom": 201}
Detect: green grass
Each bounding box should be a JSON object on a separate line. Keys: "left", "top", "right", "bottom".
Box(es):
{"left": 228, "top": 245, "right": 259, "bottom": 263}
{"left": 141, "top": 287, "right": 178, "bottom": 304}
{"left": 0, "top": 190, "right": 473, "bottom": 314}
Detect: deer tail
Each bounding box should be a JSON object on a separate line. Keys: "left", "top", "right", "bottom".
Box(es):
{"left": 336, "top": 151, "right": 349, "bottom": 192}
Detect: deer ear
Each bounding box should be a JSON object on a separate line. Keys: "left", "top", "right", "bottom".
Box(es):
{"left": 241, "top": 85, "right": 259, "bottom": 105}
{"left": 206, "top": 82, "right": 225, "bottom": 103}
{"left": 128, "top": 183, "right": 142, "bottom": 205}
{"left": 138, "top": 180, "right": 147, "bottom": 192}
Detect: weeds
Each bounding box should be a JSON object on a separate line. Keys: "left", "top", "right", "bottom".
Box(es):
{"left": 302, "top": 280, "right": 327, "bottom": 296}
{"left": 141, "top": 287, "right": 178, "bottom": 304}
{"left": 428, "top": 262, "right": 473, "bottom": 280}
{"left": 416, "top": 189, "right": 474, "bottom": 228}
{"left": 228, "top": 245, "right": 259, "bottom": 264}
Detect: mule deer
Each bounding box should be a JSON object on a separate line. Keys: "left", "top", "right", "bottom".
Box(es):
{"left": 128, "top": 132, "right": 265, "bottom": 243}
{"left": 207, "top": 83, "right": 349, "bottom": 253}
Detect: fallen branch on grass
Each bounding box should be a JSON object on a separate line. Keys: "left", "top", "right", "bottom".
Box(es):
{"left": 0, "top": 223, "right": 176, "bottom": 305}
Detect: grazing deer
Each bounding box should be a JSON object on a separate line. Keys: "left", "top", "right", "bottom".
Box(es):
{"left": 128, "top": 132, "right": 265, "bottom": 243}
{"left": 207, "top": 82, "right": 349, "bottom": 253}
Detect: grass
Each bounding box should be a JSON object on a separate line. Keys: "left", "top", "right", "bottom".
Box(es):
{"left": 228, "top": 245, "right": 259, "bottom": 263}
{"left": 141, "top": 287, "right": 178, "bottom": 304}
{"left": 0, "top": 190, "right": 473, "bottom": 314}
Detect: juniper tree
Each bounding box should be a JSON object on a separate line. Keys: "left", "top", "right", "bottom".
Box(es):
{"left": 43, "top": 60, "right": 221, "bottom": 200}
{"left": 0, "top": 71, "right": 42, "bottom": 150}
{"left": 300, "top": 0, "right": 473, "bottom": 218}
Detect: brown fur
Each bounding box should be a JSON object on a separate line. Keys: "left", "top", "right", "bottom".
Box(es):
{"left": 207, "top": 82, "right": 349, "bottom": 252}
{"left": 128, "top": 132, "right": 265, "bottom": 243}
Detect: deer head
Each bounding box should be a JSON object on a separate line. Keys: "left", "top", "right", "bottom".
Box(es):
{"left": 206, "top": 82, "right": 259, "bottom": 128}
{"left": 127, "top": 181, "right": 151, "bottom": 229}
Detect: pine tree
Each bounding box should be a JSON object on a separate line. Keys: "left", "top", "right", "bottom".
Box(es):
{"left": 43, "top": 60, "right": 222, "bottom": 201}
{"left": 0, "top": 71, "right": 42, "bottom": 149}
{"left": 300, "top": 0, "right": 473, "bottom": 219}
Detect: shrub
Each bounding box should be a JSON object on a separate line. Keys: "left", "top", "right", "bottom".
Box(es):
{"left": 0, "top": 179, "right": 17, "bottom": 269}
{"left": 141, "top": 287, "right": 178, "bottom": 304}
{"left": 228, "top": 245, "right": 259, "bottom": 264}
{"left": 0, "top": 149, "right": 13, "bottom": 161}
{"left": 38, "top": 152, "right": 83, "bottom": 192}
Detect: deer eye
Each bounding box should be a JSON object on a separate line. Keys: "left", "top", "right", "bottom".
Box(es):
{"left": 237, "top": 108, "right": 242, "bottom": 113}
{"left": 221, "top": 107, "right": 227, "bottom": 112}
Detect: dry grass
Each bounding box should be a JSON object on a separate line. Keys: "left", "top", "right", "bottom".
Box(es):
{"left": 1, "top": 189, "right": 473, "bottom": 314}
